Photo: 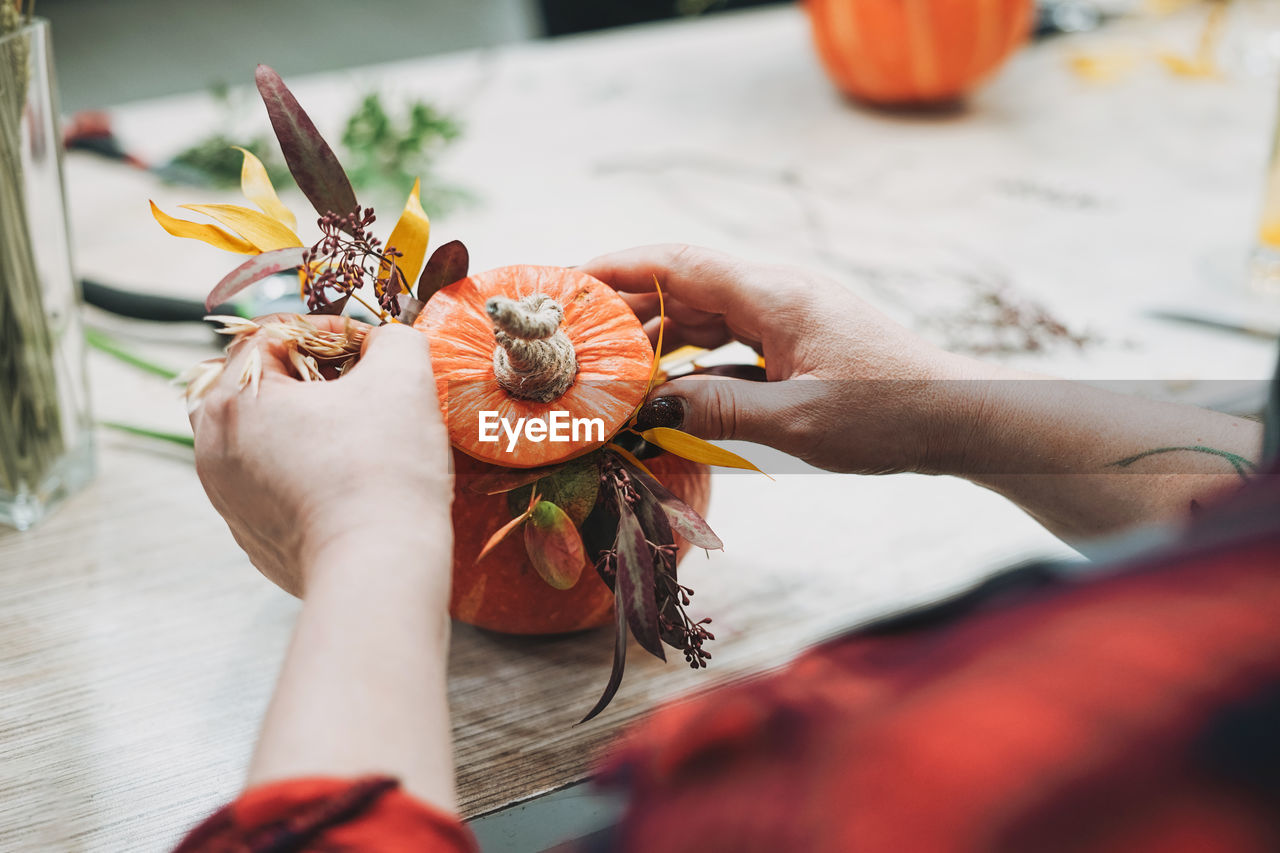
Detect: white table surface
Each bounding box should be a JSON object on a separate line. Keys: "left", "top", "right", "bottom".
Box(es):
{"left": 3, "top": 5, "right": 1279, "bottom": 851}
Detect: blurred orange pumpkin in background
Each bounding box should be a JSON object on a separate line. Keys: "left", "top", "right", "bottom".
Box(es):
{"left": 806, "top": 0, "right": 1035, "bottom": 106}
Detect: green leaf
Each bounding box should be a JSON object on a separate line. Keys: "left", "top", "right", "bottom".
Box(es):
{"left": 204, "top": 247, "right": 306, "bottom": 312}
{"left": 340, "top": 93, "right": 462, "bottom": 196}
{"left": 100, "top": 422, "right": 194, "bottom": 447}
{"left": 524, "top": 500, "right": 587, "bottom": 590}
{"left": 85, "top": 329, "right": 179, "bottom": 380}
{"left": 417, "top": 239, "right": 469, "bottom": 302}
{"left": 507, "top": 454, "right": 600, "bottom": 526}
{"left": 255, "top": 64, "right": 358, "bottom": 223}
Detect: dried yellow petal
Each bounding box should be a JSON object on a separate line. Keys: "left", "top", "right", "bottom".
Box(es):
{"left": 382, "top": 178, "right": 431, "bottom": 289}
{"left": 235, "top": 146, "right": 297, "bottom": 232}
{"left": 180, "top": 203, "right": 303, "bottom": 252}
{"left": 640, "top": 427, "right": 769, "bottom": 476}
{"left": 150, "top": 201, "right": 257, "bottom": 254}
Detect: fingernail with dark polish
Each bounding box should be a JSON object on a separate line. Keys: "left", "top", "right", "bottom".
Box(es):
{"left": 635, "top": 396, "right": 685, "bottom": 431}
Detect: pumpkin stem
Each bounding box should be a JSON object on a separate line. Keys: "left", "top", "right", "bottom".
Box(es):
{"left": 486, "top": 293, "right": 578, "bottom": 402}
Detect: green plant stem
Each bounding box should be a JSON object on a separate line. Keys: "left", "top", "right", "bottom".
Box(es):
{"left": 84, "top": 327, "right": 180, "bottom": 380}
{"left": 99, "top": 421, "right": 194, "bottom": 448}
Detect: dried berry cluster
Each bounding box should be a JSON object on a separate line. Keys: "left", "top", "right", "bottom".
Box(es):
{"left": 301, "top": 208, "right": 404, "bottom": 315}
{"left": 597, "top": 458, "right": 713, "bottom": 670}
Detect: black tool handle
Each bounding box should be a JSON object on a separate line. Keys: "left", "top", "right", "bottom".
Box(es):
{"left": 81, "top": 279, "right": 234, "bottom": 323}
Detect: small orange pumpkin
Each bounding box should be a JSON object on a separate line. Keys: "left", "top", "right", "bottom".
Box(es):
{"left": 450, "top": 449, "right": 712, "bottom": 634}
{"left": 415, "top": 263, "right": 714, "bottom": 636}
{"left": 806, "top": 0, "right": 1033, "bottom": 106}
{"left": 415, "top": 265, "right": 653, "bottom": 469}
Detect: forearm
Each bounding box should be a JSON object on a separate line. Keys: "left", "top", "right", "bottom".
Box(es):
{"left": 941, "top": 362, "right": 1263, "bottom": 541}
{"left": 247, "top": 517, "right": 457, "bottom": 811}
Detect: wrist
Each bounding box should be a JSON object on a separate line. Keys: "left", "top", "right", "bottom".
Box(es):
{"left": 299, "top": 496, "right": 454, "bottom": 602}
{"left": 915, "top": 354, "right": 1011, "bottom": 477}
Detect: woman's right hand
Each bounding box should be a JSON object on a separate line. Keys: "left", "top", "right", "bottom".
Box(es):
{"left": 580, "top": 244, "right": 990, "bottom": 475}
{"left": 188, "top": 318, "right": 454, "bottom": 598}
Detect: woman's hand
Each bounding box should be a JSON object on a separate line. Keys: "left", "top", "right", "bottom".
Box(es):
{"left": 581, "top": 244, "right": 988, "bottom": 475}
{"left": 189, "top": 317, "right": 453, "bottom": 598}
{"left": 584, "top": 244, "right": 1263, "bottom": 540}
{"left": 190, "top": 316, "right": 460, "bottom": 808}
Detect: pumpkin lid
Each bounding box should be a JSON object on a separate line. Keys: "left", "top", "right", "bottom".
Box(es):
{"left": 415, "top": 265, "right": 652, "bottom": 468}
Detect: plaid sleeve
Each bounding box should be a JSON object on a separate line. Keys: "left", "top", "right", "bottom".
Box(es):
{"left": 173, "top": 776, "right": 477, "bottom": 853}
{"left": 592, "top": 472, "right": 1280, "bottom": 852}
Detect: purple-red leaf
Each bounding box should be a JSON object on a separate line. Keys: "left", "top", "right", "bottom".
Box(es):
{"left": 255, "top": 65, "right": 358, "bottom": 224}
{"left": 524, "top": 500, "right": 586, "bottom": 590}
{"left": 615, "top": 494, "right": 664, "bottom": 660}
{"left": 417, "top": 239, "right": 469, "bottom": 302}
{"left": 612, "top": 450, "right": 722, "bottom": 550}
{"left": 204, "top": 247, "right": 306, "bottom": 311}
{"left": 579, "top": 585, "right": 628, "bottom": 724}
{"left": 466, "top": 461, "right": 568, "bottom": 495}
{"left": 310, "top": 293, "right": 351, "bottom": 316}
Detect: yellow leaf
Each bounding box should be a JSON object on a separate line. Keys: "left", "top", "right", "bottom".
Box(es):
{"left": 626, "top": 275, "right": 668, "bottom": 427}
{"left": 1260, "top": 222, "right": 1280, "bottom": 250}
{"left": 180, "top": 203, "right": 303, "bottom": 252}
{"left": 1157, "top": 52, "right": 1220, "bottom": 79}
{"left": 606, "top": 442, "right": 657, "bottom": 481}
{"left": 382, "top": 178, "right": 430, "bottom": 291}
{"left": 648, "top": 274, "right": 665, "bottom": 392}
{"left": 150, "top": 201, "right": 257, "bottom": 254}
{"left": 235, "top": 146, "right": 297, "bottom": 232}
{"left": 640, "top": 427, "right": 770, "bottom": 477}
{"left": 1065, "top": 50, "right": 1139, "bottom": 84}
{"left": 659, "top": 345, "right": 709, "bottom": 374}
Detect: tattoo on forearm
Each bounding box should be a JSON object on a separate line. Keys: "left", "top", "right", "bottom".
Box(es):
{"left": 1107, "top": 446, "right": 1257, "bottom": 481}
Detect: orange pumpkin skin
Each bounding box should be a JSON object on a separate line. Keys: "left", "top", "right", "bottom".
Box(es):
{"left": 806, "top": 0, "right": 1033, "bottom": 106}
{"left": 415, "top": 266, "right": 653, "bottom": 469}
{"left": 450, "top": 449, "right": 712, "bottom": 635}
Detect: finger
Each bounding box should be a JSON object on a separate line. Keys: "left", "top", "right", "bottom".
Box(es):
{"left": 251, "top": 312, "right": 365, "bottom": 333}
{"left": 246, "top": 314, "right": 373, "bottom": 381}
{"left": 644, "top": 375, "right": 805, "bottom": 445}
{"left": 618, "top": 291, "right": 657, "bottom": 322}
{"left": 580, "top": 244, "right": 758, "bottom": 309}
{"left": 350, "top": 322, "right": 435, "bottom": 382}
{"left": 646, "top": 317, "right": 733, "bottom": 351}
{"left": 620, "top": 289, "right": 724, "bottom": 333}
{"left": 581, "top": 244, "right": 780, "bottom": 342}
{"left": 218, "top": 315, "right": 330, "bottom": 376}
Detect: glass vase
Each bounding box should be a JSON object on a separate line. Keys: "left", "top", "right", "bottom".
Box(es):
{"left": 0, "top": 17, "right": 93, "bottom": 531}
